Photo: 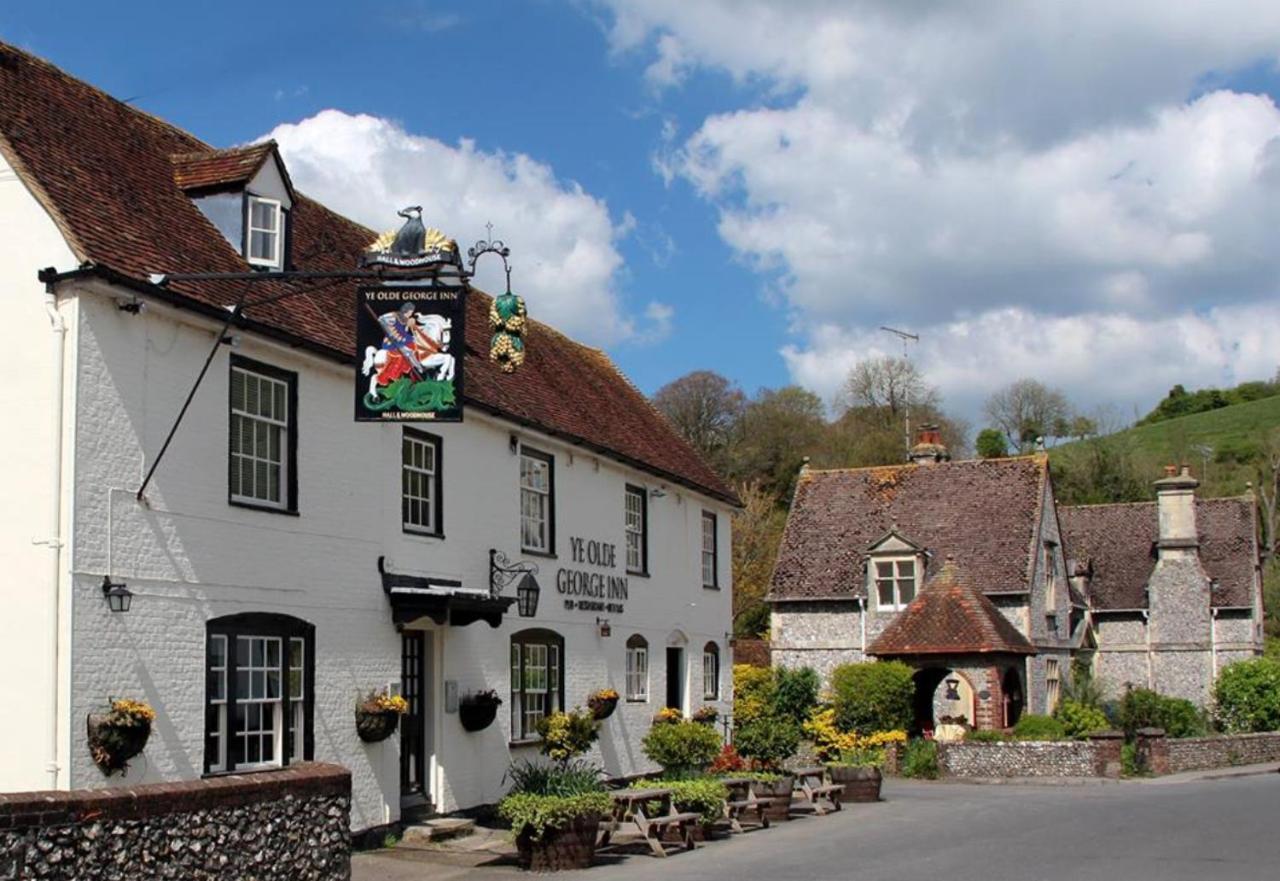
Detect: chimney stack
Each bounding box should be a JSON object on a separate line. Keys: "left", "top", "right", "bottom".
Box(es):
{"left": 908, "top": 424, "right": 950, "bottom": 465}
{"left": 1154, "top": 464, "right": 1199, "bottom": 559}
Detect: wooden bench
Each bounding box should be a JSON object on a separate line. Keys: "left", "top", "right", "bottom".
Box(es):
{"left": 598, "top": 788, "right": 701, "bottom": 857}
{"left": 720, "top": 777, "right": 784, "bottom": 831}
{"left": 792, "top": 768, "right": 845, "bottom": 815}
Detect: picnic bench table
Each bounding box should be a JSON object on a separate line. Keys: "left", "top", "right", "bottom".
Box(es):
{"left": 719, "top": 776, "right": 780, "bottom": 832}
{"left": 597, "top": 788, "right": 701, "bottom": 857}
{"left": 790, "top": 766, "right": 844, "bottom": 815}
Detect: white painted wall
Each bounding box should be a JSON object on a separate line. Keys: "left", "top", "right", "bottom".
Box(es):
{"left": 0, "top": 151, "right": 79, "bottom": 793}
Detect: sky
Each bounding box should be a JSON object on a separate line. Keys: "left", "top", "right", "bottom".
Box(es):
{"left": 6, "top": 1, "right": 1280, "bottom": 427}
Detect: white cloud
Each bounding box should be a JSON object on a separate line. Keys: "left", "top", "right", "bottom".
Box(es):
{"left": 263, "top": 110, "right": 653, "bottom": 344}
{"left": 594, "top": 1, "right": 1280, "bottom": 415}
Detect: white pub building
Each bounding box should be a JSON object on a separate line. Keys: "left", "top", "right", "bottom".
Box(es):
{"left": 0, "top": 43, "right": 736, "bottom": 833}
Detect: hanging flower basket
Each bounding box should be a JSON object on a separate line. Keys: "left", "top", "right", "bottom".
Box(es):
{"left": 692, "top": 706, "right": 719, "bottom": 726}
{"left": 459, "top": 690, "right": 502, "bottom": 732}
{"left": 356, "top": 689, "right": 408, "bottom": 743}
{"left": 87, "top": 698, "right": 155, "bottom": 776}
{"left": 587, "top": 689, "right": 619, "bottom": 721}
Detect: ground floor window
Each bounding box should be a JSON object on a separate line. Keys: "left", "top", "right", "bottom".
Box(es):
{"left": 626, "top": 635, "right": 649, "bottom": 701}
{"left": 702, "top": 642, "right": 720, "bottom": 700}
{"left": 205, "top": 613, "right": 314, "bottom": 774}
{"left": 510, "top": 629, "right": 563, "bottom": 741}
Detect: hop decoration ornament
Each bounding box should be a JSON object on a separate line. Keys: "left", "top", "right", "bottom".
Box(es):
{"left": 489, "top": 291, "right": 527, "bottom": 373}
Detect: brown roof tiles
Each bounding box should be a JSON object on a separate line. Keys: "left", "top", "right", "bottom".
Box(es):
{"left": 171, "top": 143, "right": 284, "bottom": 194}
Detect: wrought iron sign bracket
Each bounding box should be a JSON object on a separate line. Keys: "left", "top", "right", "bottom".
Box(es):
{"left": 489, "top": 549, "right": 537, "bottom": 600}
{"left": 466, "top": 223, "right": 513, "bottom": 294}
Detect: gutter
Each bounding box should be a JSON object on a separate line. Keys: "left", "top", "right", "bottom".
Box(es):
{"left": 39, "top": 276, "right": 67, "bottom": 789}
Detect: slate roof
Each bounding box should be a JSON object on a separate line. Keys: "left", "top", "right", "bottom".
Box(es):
{"left": 868, "top": 560, "right": 1035, "bottom": 656}
{"left": 1059, "top": 497, "right": 1258, "bottom": 610}
{"left": 768, "top": 456, "right": 1048, "bottom": 601}
{"left": 0, "top": 42, "right": 735, "bottom": 505}
{"left": 171, "top": 143, "right": 285, "bottom": 194}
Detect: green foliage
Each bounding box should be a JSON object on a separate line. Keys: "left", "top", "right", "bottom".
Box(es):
{"left": 976, "top": 428, "right": 1009, "bottom": 459}
{"left": 641, "top": 721, "right": 723, "bottom": 775}
{"left": 534, "top": 709, "right": 600, "bottom": 762}
{"left": 1118, "top": 688, "right": 1207, "bottom": 739}
{"left": 964, "top": 728, "right": 1008, "bottom": 743}
{"left": 497, "top": 791, "right": 614, "bottom": 842}
{"left": 1214, "top": 658, "right": 1280, "bottom": 734}
{"left": 900, "top": 738, "right": 939, "bottom": 779}
{"left": 1120, "top": 741, "right": 1144, "bottom": 777}
{"left": 505, "top": 759, "right": 604, "bottom": 797}
{"left": 829, "top": 661, "right": 915, "bottom": 734}
{"left": 631, "top": 777, "right": 729, "bottom": 825}
{"left": 1061, "top": 666, "right": 1107, "bottom": 709}
{"left": 733, "top": 717, "right": 801, "bottom": 771}
{"left": 1049, "top": 434, "right": 1147, "bottom": 506}
{"left": 1053, "top": 700, "right": 1110, "bottom": 739}
{"left": 1012, "top": 714, "right": 1067, "bottom": 741}
{"left": 1138, "top": 380, "right": 1279, "bottom": 426}
{"left": 732, "top": 664, "right": 819, "bottom": 730}
{"left": 772, "top": 667, "right": 820, "bottom": 725}
{"left": 732, "top": 665, "right": 777, "bottom": 728}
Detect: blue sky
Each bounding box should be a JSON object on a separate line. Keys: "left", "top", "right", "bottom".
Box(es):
{"left": 6, "top": 2, "right": 1280, "bottom": 425}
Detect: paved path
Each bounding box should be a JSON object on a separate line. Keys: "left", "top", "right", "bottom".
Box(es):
{"left": 354, "top": 770, "right": 1279, "bottom": 881}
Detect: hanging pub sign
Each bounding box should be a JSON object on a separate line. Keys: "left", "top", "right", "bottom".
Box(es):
{"left": 356, "top": 285, "right": 465, "bottom": 422}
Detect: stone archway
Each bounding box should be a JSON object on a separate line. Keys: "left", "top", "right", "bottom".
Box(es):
{"left": 912, "top": 667, "right": 975, "bottom": 739}
{"left": 1002, "top": 666, "right": 1025, "bottom": 727}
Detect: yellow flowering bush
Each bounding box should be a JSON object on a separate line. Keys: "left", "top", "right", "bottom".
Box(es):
{"left": 732, "top": 665, "right": 775, "bottom": 726}
{"left": 803, "top": 708, "right": 906, "bottom": 765}
{"left": 535, "top": 709, "right": 600, "bottom": 762}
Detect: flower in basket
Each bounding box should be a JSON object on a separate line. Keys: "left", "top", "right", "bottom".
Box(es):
{"left": 652, "top": 707, "right": 683, "bottom": 725}
{"left": 460, "top": 689, "right": 503, "bottom": 708}
{"left": 89, "top": 698, "right": 156, "bottom": 774}
{"left": 109, "top": 698, "right": 157, "bottom": 726}
{"left": 692, "top": 705, "right": 719, "bottom": 724}
{"left": 586, "top": 688, "right": 620, "bottom": 720}
{"left": 361, "top": 689, "right": 410, "bottom": 715}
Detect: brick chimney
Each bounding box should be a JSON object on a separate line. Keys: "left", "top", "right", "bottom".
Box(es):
{"left": 908, "top": 424, "right": 950, "bottom": 465}
{"left": 1153, "top": 464, "right": 1199, "bottom": 560}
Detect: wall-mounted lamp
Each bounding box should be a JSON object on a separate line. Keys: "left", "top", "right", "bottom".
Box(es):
{"left": 220, "top": 333, "right": 242, "bottom": 348}
{"left": 509, "top": 434, "right": 519, "bottom": 455}
{"left": 101, "top": 576, "right": 133, "bottom": 613}
{"left": 945, "top": 678, "right": 961, "bottom": 701}
{"left": 115, "top": 297, "right": 145, "bottom": 315}
{"left": 516, "top": 573, "right": 540, "bottom": 618}
{"left": 596, "top": 617, "right": 612, "bottom": 638}
{"left": 491, "top": 549, "right": 540, "bottom": 617}
{"left": 649, "top": 486, "right": 667, "bottom": 499}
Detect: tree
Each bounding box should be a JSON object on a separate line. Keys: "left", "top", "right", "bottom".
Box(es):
{"left": 730, "top": 481, "right": 788, "bottom": 637}
{"left": 730, "top": 386, "right": 826, "bottom": 500}
{"left": 975, "top": 428, "right": 1009, "bottom": 459}
{"left": 983, "top": 379, "right": 1072, "bottom": 451}
{"left": 836, "top": 356, "right": 939, "bottom": 424}
{"left": 1256, "top": 426, "right": 1280, "bottom": 566}
{"left": 652, "top": 371, "right": 745, "bottom": 473}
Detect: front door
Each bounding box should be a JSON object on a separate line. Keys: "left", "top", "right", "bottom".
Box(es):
{"left": 665, "top": 647, "right": 684, "bottom": 711}
{"left": 401, "top": 632, "right": 428, "bottom": 808}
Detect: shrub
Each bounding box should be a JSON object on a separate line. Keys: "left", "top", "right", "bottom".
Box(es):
{"left": 732, "top": 665, "right": 776, "bottom": 727}
{"left": 1214, "top": 658, "right": 1280, "bottom": 733}
{"left": 1118, "top": 688, "right": 1206, "bottom": 739}
{"left": 498, "top": 792, "right": 614, "bottom": 842}
{"left": 1061, "top": 667, "right": 1106, "bottom": 710}
{"left": 535, "top": 709, "right": 600, "bottom": 762}
{"left": 900, "top": 738, "right": 938, "bottom": 779}
{"left": 829, "top": 661, "right": 915, "bottom": 734}
{"left": 772, "top": 667, "right": 820, "bottom": 726}
{"left": 506, "top": 759, "right": 603, "bottom": 796}
{"left": 1120, "top": 741, "right": 1143, "bottom": 777}
{"left": 734, "top": 717, "right": 801, "bottom": 771}
{"left": 964, "top": 729, "right": 1008, "bottom": 743}
{"left": 708, "top": 744, "right": 746, "bottom": 774}
{"left": 631, "top": 778, "right": 729, "bottom": 825}
{"left": 642, "top": 720, "right": 722, "bottom": 776}
{"left": 803, "top": 707, "right": 857, "bottom": 762}
{"left": 1012, "top": 714, "right": 1066, "bottom": 741}
{"left": 1054, "top": 699, "right": 1110, "bottom": 739}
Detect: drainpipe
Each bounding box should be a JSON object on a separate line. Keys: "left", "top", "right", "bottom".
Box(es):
{"left": 41, "top": 279, "right": 67, "bottom": 789}
{"left": 1142, "top": 609, "right": 1153, "bottom": 690}
{"left": 857, "top": 596, "right": 867, "bottom": 659}
{"left": 1210, "top": 607, "right": 1220, "bottom": 684}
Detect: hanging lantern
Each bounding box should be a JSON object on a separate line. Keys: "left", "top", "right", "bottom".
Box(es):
{"left": 516, "top": 572, "right": 541, "bottom": 618}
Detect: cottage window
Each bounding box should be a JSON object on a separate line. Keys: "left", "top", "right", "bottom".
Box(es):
{"left": 875, "top": 558, "right": 917, "bottom": 611}
{"left": 229, "top": 356, "right": 296, "bottom": 512}
{"left": 702, "top": 642, "right": 720, "bottom": 700}
{"left": 625, "top": 485, "right": 648, "bottom": 574}
{"left": 510, "top": 629, "right": 563, "bottom": 741}
{"left": 1045, "top": 658, "right": 1061, "bottom": 713}
{"left": 1044, "top": 542, "right": 1058, "bottom": 611}
{"left": 402, "top": 429, "right": 442, "bottom": 536}
{"left": 625, "top": 635, "right": 649, "bottom": 701}
{"left": 246, "top": 195, "right": 283, "bottom": 268}
{"left": 701, "top": 511, "right": 719, "bottom": 588}
{"left": 520, "top": 448, "right": 554, "bottom": 554}
{"left": 205, "top": 613, "right": 313, "bottom": 774}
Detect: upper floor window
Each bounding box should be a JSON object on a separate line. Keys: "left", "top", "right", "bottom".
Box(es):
{"left": 1045, "top": 658, "right": 1061, "bottom": 713}
{"left": 701, "top": 511, "right": 719, "bottom": 588}
{"left": 510, "top": 628, "right": 563, "bottom": 741}
{"left": 702, "top": 642, "right": 721, "bottom": 700}
{"left": 205, "top": 613, "right": 313, "bottom": 774}
{"left": 246, "top": 196, "right": 283, "bottom": 268}
{"left": 1044, "top": 542, "right": 1059, "bottom": 611}
{"left": 520, "top": 448, "right": 554, "bottom": 554}
{"left": 229, "top": 356, "right": 296, "bottom": 512}
{"left": 403, "top": 429, "right": 442, "bottom": 536}
{"left": 625, "top": 485, "right": 648, "bottom": 575}
{"left": 875, "top": 558, "right": 917, "bottom": 611}
{"left": 625, "top": 634, "right": 649, "bottom": 701}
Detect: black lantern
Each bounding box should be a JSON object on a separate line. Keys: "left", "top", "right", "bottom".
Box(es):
{"left": 945, "top": 678, "right": 961, "bottom": 701}
{"left": 516, "top": 573, "right": 541, "bottom": 618}
{"left": 101, "top": 576, "right": 133, "bottom": 613}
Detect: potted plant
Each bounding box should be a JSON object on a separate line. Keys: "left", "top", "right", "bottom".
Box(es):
{"left": 459, "top": 690, "right": 503, "bottom": 732}
{"left": 692, "top": 705, "right": 719, "bottom": 726}
{"left": 356, "top": 689, "right": 408, "bottom": 743}
{"left": 501, "top": 743, "right": 608, "bottom": 869}
{"left": 87, "top": 698, "right": 155, "bottom": 775}
{"left": 535, "top": 708, "right": 601, "bottom": 761}
{"left": 587, "top": 688, "right": 619, "bottom": 721}
{"left": 733, "top": 717, "right": 800, "bottom": 821}
{"left": 641, "top": 719, "right": 722, "bottom": 777}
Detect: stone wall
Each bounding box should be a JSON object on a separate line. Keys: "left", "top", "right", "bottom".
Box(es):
{"left": 0, "top": 763, "right": 351, "bottom": 881}
{"left": 1164, "top": 732, "right": 1280, "bottom": 773}
{"left": 938, "top": 735, "right": 1122, "bottom": 779}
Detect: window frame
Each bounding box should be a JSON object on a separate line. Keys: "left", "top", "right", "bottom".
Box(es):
{"left": 624, "top": 485, "right": 649, "bottom": 576}
{"left": 702, "top": 642, "right": 720, "bottom": 701}
{"left": 402, "top": 428, "right": 444, "bottom": 538}
{"left": 204, "top": 612, "right": 314, "bottom": 776}
{"left": 228, "top": 355, "right": 298, "bottom": 515}
{"left": 1045, "top": 658, "right": 1061, "bottom": 714}
{"left": 873, "top": 556, "right": 918, "bottom": 611}
{"left": 701, "top": 511, "right": 719, "bottom": 589}
{"left": 509, "top": 628, "right": 565, "bottom": 742}
{"left": 1043, "top": 541, "right": 1059, "bottom": 613}
{"left": 245, "top": 194, "right": 284, "bottom": 268}
{"left": 625, "top": 634, "right": 649, "bottom": 702}
{"left": 519, "top": 447, "right": 556, "bottom": 556}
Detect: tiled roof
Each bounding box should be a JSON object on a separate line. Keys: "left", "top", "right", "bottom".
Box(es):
{"left": 171, "top": 143, "right": 282, "bottom": 193}
{"left": 1059, "top": 497, "right": 1258, "bottom": 610}
{"left": 0, "top": 42, "right": 735, "bottom": 505}
{"left": 768, "top": 456, "right": 1048, "bottom": 601}
{"left": 868, "top": 560, "right": 1035, "bottom": 656}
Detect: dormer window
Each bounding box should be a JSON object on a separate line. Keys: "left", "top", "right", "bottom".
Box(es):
{"left": 247, "top": 196, "right": 283, "bottom": 268}
{"left": 875, "top": 558, "right": 917, "bottom": 611}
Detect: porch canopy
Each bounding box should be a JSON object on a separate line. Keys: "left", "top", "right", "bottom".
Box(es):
{"left": 378, "top": 557, "right": 515, "bottom": 628}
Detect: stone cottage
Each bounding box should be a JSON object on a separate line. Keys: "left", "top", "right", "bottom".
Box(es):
{"left": 768, "top": 430, "right": 1263, "bottom": 731}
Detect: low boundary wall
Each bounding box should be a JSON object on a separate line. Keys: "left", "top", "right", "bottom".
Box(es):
{"left": 937, "top": 733, "right": 1123, "bottom": 779}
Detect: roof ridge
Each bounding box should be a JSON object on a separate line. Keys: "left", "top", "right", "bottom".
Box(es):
{"left": 803, "top": 453, "right": 1045, "bottom": 476}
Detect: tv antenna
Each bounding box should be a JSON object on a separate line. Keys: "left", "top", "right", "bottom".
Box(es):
{"left": 880, "top": 326, "right": 920, "bottom": 458}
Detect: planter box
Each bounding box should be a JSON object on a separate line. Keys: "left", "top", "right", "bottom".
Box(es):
{"left": 827, "top": 765, "right": 882, "bottom": 802}
{"left": 750, "top": 775, "right": 795, "bottom": 822}
{"left": 356, "top": 709, "right": 400, "bottom": 743}
{"left": 515, "top": 814, "right": 601, "bottom": 872}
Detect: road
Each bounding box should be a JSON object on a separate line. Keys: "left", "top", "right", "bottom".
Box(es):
{"left": 354, "top": 772, "right": 1279, "bottom": 881}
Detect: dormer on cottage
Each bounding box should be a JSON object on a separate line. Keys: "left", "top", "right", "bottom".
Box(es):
{"left": 866, "top": 528, "right": 924, "bottom": 612}
{"left": 171, "top": 141, "right": 295, "bottom": 269}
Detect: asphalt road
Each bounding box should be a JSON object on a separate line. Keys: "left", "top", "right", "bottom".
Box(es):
{"left": 354, "top": 772, "right": 1279, "bottom": 881}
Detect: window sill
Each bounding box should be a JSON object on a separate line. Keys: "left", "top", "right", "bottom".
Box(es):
{"left": 628, "top": 569, "right": 650, "bottom": 579}
{"left": 521, "top": 549, "right": 557, "bottom": 560}
{"left": 404, "top": 527, "right": 445, "bottom": 540}
{"left": 509, "top": 738, "right": 542, "bottom": 748}
{"left": 701, "top": 583, "right": 720, "bottom": 591}
{"left": 625, "top": 697, "right": 649, "bottom": 704}
{"left": 229, "top": 498, "right": 299, "bottom": 517}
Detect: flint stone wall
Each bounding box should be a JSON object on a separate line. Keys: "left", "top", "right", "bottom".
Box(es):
{"left": 0, "top": 762, "right": 350, "bottom": 881}
{"left": 1165, "top": 732, "right": 1280, "bottom": 773}
{"left": 938, "top": 740, "right": 1106, "bottom": 778}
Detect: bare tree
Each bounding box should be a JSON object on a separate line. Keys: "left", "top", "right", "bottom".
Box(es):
{"left": 983, "top": 378, "right": 1072, "bottom": 451}
{"left": 836, "top": 356, "right": 939, "bottom": 423}
{"left": 651, "top": 370, "right": 745, "bottom": 470}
